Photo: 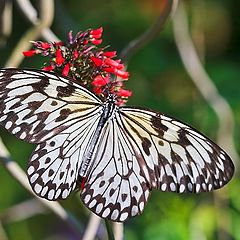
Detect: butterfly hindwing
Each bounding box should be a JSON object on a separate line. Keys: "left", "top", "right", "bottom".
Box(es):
{"left": 81, "top": 113, "right": 151, "bottom": 221}
{"left": 28, "top": 111, "right": 102, "bottom": 200}
{"left": 0, "top": 69, "right": 102, "bottom": 143}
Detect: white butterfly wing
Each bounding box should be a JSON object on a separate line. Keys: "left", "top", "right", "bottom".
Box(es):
{"left": 81, "top": 106, "right": 234, "bottom": 222}
{"left": 81, "top": 113, "right": 151, "bottom": 222}
{"left": 0, "top": 68, "right": 234, "bottom": 219}
{"left": 28, "top": 111, "right": 102, "bottom": 200}
{"left": 119, "top": 107, "right": 234, "bottom": 193}
{"left": 0, "top": 69, "right": 102, "bottom": 143}
{"left": 0, "top": 68, "right": 104, "bottom": 200}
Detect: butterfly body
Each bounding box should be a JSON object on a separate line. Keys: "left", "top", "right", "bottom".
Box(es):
{"left": 0, "top": 68, "right": 234, "bottom": 222}
{"left": 79, "top": 99, "right": 117, "bottom": 177}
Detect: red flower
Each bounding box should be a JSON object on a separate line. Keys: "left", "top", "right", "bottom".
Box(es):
{"left": 62, "top": 63, "right": 70, "bottom": 76}
{"left": 117, "top": 88, "right": 132, "bottom": 97}
{"left": 55, "top": 49, "right": 65, "bottom": 65}
{"left": 40, "top": 42, "right": 51, "bottom": 49}
{"left": 91, "top": 39, "right": 102, "bottom": 45}
{"left": 42, "top": 65, "right": 55, "bottom": 71}
{"left": 90, "top": 56, "right": 104, "bottom": 67}
{"left": 22, "top": 26, "right": 132, "bottom": 105}
{"left": 103, "top": 51, "right": 117, "bottom": 58}
{"left": 93, "top": 86, "right": 103, "bottom": 94}
{"left": 92, "top": 75, "right": 109, "bottom": 86}
{"left": 114, "top": 69, "right": 129, "bottom": 79}
{"left": 83, "top": 40, "right": 89, "bottom": 45}
{"left": 55, "top": 41, "right": 64, "bottom": 46}
{"left": 73, "top": 50, "right": 79, "bottom": 60}
{"left": 23, "top": 49, "right": 36, "bottom": 57}
{"left": 90, "top": 27, "right": 103, "bottom": 38}
{"left": 105, "top": 58, "right": 124, "bottom": 69}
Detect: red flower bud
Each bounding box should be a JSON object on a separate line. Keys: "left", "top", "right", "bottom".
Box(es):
{"left": 42, "top": 65, "right": 55, "bottom": 71}
{"left": 104, "top": 58, "right": 124, "bottom": 69}
{"left": 103, "top": 51, "right": 117, "bottom": 58}
{"left": 93, "top": 86, "right": 103, "bottom": 94}
{"left": 90, "top": 27, "right": 103, "bottom": 38}
{"left": 117, "top": 88, "right": 132, "bottom": 97}
{"left": 92, "top": 75, "right": 109, "bottom": 86}
{"left": 83, "top": 40, "right": 89, "bottom": 45}
{"left": 73, "top": 50, "right": 79, "bottom": 60}
{"left": 62, "top": 63, "right": 70, "bottom": 76}
{"left": 103, "top": 67, "right": 115, "bottom": 73}
{"left": 90, "top": 56, "right": 104, "bottom": 66}
{"left": 55, "top": 41, "right": 64, "bottom": 46}
{"left": 23, "top": 49, "right": 37, "bottom": 57}
{"left": 114, "top": 69, "right": 129, "bottom": 79}
{"left": 41, "top": 42, "right": 51, "bottom": 49}
{"left": 55, "top": 49, "right": 65, "bottom": 65}
{"left": 91, "top": 39, "right": 102, "bottom": 45}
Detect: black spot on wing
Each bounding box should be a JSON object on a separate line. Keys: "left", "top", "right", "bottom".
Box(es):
{"left": 32, "top": 76, "right": 50, "bottom": 90}
{"left": 55, "top": 108, "right": 71, "bottom": 122}
{"left": 142, "top": 137, "right": 151, "bottom": 156}
{"left": 51, "top": 100, "right": 58, "bottom": 106}
{"left": 56, "top": 85, "right": 75, "bottom": 98}
{"left": 151, "top": 115, "right": 168, "bottom": 137}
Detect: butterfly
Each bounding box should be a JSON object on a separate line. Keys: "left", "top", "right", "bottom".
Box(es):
{"left": 0, "top": 68, "right": 234, "bottom": 222}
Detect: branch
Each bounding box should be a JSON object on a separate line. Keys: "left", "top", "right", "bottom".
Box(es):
{"left": 0, "top": 221, "right": 8, "bottom": 240}
{"left": 113, "top": 222, "right": 124, "bottom": 240}
{"left": 0, "top": 138, "right": 83, "bottom": 237}
{"left": 82, "top": 214, "right": 101, "bottom": 240}
{"left": 0, "top": 0, "right": 12, "bottom": 46}
{"left": 172, "top": 2, "right": 239, "bottom": 165}
{"left": 0, "top": 198, "right": 47, "bottom": 224}
{"left": 15, "top": 0, "right": 59, "bottom": 42}
{"left": 5, "top": 0, "right": 57, "bottom": 67}
{"left": 120, "top": 0, "right": 175, "bottom": 62}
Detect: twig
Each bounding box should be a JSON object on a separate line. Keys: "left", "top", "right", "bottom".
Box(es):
{"left": 0, "top": 221, "right": 8, "bottom": 240}
{"left": 0, "top": 138, "right": 82, "bottom": 237}
{"left": 105, "top": 220, "right": 115, "bottom": 240}
{"left": 120, "top": 0, "right": 174, "bottom": 62}
{"left": 0, "top": 0, "right": 12, "bottom": 46}
{"left": 172, "top": 3, "right": 237, "bottom": 240}
{"left": 113, "top": 222, "right": 124, "bottom": 240}
{"left": 5, "top": 0, "right": 56, "bottom": 67}
{"left": 172, "top": 2, "right": 239, "bottom": 164}
{"left": 15, "top": 0, "right": 59, "bottom": 42}
{"left": 82, "top": 214, "right": 101, "bottom": 240}
{"left": 0, "top": 198, "right": 47, "bottom": 224}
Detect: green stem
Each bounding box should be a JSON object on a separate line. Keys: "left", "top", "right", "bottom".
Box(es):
{"left": 105, "top": 219, "right": 115, "bottom": 240}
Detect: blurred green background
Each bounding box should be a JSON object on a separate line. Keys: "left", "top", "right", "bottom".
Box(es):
{"left": 0, "top": 0, "right": 239, "bottom": 239}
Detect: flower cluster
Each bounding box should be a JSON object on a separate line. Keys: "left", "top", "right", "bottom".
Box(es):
{"left": 23, "top": 27, "right": 132, "bottom": 105}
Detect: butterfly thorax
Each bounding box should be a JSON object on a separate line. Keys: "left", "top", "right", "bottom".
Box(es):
{"left": 78, "top": 98, "right": 117, "bottom": 177}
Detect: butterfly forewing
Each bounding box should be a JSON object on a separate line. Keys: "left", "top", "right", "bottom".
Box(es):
{"left": 0, "top": 68, "right": 104, "bottom": 200}
{"left": 119, "top": 107, "right": 234, "bottom": 193}
{"left": 0, "top": 69, "right": 102, "bottom": 143}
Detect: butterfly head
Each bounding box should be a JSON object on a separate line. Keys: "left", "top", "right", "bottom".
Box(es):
{"left": 106, "top": 93, "right": 117, "bottom": 104}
